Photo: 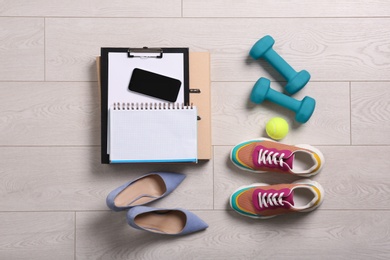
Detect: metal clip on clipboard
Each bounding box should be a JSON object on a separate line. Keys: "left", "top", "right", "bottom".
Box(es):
{"left": 128, "top": 47, "right": 163, "bottom": 58}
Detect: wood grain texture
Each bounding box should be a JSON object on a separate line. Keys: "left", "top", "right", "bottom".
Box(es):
{"left": 214, "top": 145, "right": 390, "bottom": 210}
{"left": 212, "top": 81, "right": 350, "bottom": 146}
{"left": 0, "top": 147, "right": 213, "bottom": 211}
{"left": 351, "top": 82, "right": 390, "bottom": 145}
{"left": 76, "top": 210, "right": 390, "bottom": 260}
{"left": 0, "top": 82, "right": 100, "bottom": 145}
{"left": 45, "top": 18, "right": 390, "bottom": 82}
{"left": 183, "top": 0, "right": 390, "bottom": 18}
{"left": 0, "top": 0, "right": 181, "bottom": 17}
{"left": 0, "top": 18, "right": 44, "bottom": 81}
{"left": 0, "top": 212, "right": 74, "bottom": 260}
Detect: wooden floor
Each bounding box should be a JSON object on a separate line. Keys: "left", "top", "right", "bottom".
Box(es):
{"left": 1, "top": 1, "right": 390, "bottom": 259}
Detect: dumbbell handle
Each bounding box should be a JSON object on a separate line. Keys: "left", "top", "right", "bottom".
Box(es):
{"left": 264, "top": 49, "right": 297, "bottom": 80}
{"left": 266, "top": 88, "right": 301, "bottom": 111}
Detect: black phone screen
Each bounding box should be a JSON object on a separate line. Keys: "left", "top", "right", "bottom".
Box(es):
{"left": 128, "top": 68, "right": 182, "bottom": 102}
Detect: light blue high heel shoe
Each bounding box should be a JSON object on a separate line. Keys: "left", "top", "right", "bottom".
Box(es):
{"left": 127, "top": 206, "right": 209, "bottom": 235}
{"left": 106, "top": 172, "right": 186, "bottom": 211}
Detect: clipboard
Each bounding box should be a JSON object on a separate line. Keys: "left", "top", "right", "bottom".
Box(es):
{"left": 100, "top": 47, "right": 190, "bottom": 164}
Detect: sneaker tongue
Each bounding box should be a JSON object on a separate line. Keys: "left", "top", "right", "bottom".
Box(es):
{"left": 284, "top": 190, "right": 294, "bottom": 206}
{"left": 283, "top": 154, "right": 294, "bottom": 170}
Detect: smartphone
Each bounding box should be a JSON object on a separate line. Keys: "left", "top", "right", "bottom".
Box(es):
{"left": 128, "top": 68, "right": 182, "bottom": 102}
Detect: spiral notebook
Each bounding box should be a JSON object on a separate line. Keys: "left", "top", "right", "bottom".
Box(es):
{"left": 109, "top": 102, "right": 198, "bottom": 163}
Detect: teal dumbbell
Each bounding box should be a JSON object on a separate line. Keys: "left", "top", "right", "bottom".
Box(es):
{"left": 250, "top": 35, "right": 310, "bottom": 95}
{"left": 250, "top": 77, "right": 315, "bottom": 123}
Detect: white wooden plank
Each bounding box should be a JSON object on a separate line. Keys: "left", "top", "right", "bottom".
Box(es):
{"left": 0, "top": 18, "right": 44, "bottom": 81}
{"left": 0, "top": 0, "right": 181, "bottom": 17}
{"left": 214, "top": 146, "right": 390, "bottom": 210}
{"left": 45, "top": 18, "right": 390, "bottom": 82}
{"left": 76, "top": 210, "right": 390, "bottom": 259}
{"left": 0, "top": 82, "right": 100, "bottom": 146}
{"left": 0, "top": 212, "right": 74, "bottom": 260}
{"left": 212, "top": 81, "right": 350, "bottom": 146}
{"left": 183, "top": 0, "right": 390, "bottom": 18}
{"left": 351, "top": 82, "right": 390, "bottom": 145}
{"left": 0, "top": 147, "right": 213, "bottom": 211}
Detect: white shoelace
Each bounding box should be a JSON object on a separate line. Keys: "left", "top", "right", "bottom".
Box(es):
{"left": 257, "top": 149, "right": 286, "bottom": 167}
{"left": 257, "top": 192, "right": 285, "bottom": 208}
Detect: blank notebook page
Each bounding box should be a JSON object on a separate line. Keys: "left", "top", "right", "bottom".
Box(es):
{"left": 109, "top": 105, "right": 197, "bottom": 163}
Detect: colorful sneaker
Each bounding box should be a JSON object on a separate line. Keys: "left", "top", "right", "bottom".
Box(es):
{"left": 230, "top": 138, "right": 324, "bottom": 177}
{"left": 230, "top": 179, "right": 324, "bottom": 219}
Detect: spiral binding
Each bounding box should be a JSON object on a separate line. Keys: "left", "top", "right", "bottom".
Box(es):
{"left": 112, "top": 102, "right": 194, "bottom": 110}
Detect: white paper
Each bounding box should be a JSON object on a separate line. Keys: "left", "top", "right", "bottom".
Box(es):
{"left": 108, "top": 52, "right": 185, "bottom": 106}
{"left": 109, "top": 107, "right": 197, "bottom": 163}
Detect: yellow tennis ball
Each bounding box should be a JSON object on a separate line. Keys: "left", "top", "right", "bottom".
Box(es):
{"left": 266, "top": 117, "right": 289, "bottom": 140}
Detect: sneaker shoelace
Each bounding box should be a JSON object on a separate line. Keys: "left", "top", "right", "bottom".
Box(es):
{"left": 257, "top": 191, "right": 285, "bottom": 208}
{"left": 253, "top": 188, "right": 293, "bottom": 211}
{"left": 257, "top": 148, "right": 286, "bottom": 168}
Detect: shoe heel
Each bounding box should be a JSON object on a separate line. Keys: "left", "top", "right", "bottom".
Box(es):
{"left": 295, "top": 144, "right": 325, "bottom": 177}
{"left": 292, "top": 179, "right": 325, "bottom": 212}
